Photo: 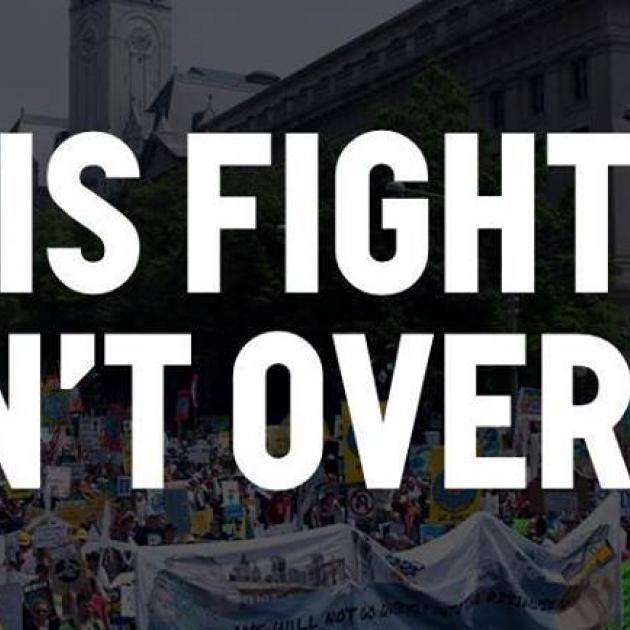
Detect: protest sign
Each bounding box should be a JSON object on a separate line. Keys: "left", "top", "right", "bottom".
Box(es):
{"left": 516, "top": 387, "right": 541, "bottom": 422}
{"left": 221, "top": 480, "right": 242, "bottom": 520}
{"left": 121, "top": 585, "right": 136, "bottom": 619}
{"left": 0, "top": 584, "right": 22, "bottom": 630}
{"left": 620, "top": 491, "right": 630, "bottom": 519}
{"left": 429, "top": 449, "right": 480, "bottom": 524}
{"left": 341, "top": 401, "right": 392, "bottom": 483}
{"left": 79, "top": 417, "right": 101, "bottom": 449}
{"left": 55, "top": 496, "right": 106, "bottom": 528}
{"left": 187, "top": 443, "right": 211, "bottom": 465}
{"left": 348, "top": 488, "right": 375, "bottom": 520}
{"left": 267, "top": 425, "right": 290, "bottom": 457}
{"left": 42, "top": 390, "right": 69, "bottom": 425}
{"left": 218, "top": 431, "right": 231, "bottom": 452}
{"left": 33, "top": 523, "right": 68, "bottom": 549}
{"left": 407, "top": 445, "right": 432, "bottom": 480}
{"left": 341, "top": 402, "right": 363, "bottom": 484}
{"left": 164, "top": 489, "right": 191, "bottom": 535}
{"left": 419, "top": 523, "right": 448, "bottom": 544}
{"left": 424, "top": 431, "right": 441, "bottom": 447}
{"left": 123, "top": 439, "right": 132, "bottom": 475}
{"left": 117, "top": 476, "right": 132, "bottom": 498}
{"left": 103, "top": 406, "right": 126, "bottom": 454}
{"left": 45, "top": 466, "right": 72, "bottom": 499}
{"left": 191, "top": 507, "right": 213, "bottom": 538}
{"left": 5, "top": 487, "right": 35, "bottom": 501}
{"left": 514, "top": 387, "right": 542, "bottom": 456}
{"left": 0, "top": 534, "right": 5, "bottom": 575}
{"left": 69, "top": 464, "right": 86, "bottom": 482}
{"left": 147, "top": 491, "right": 165, "bottom": 516}
{"left": 477, "top": 428, "right": 502, "bottom": 457}
{"left": 528, "top": 433, "right": 541, "bottom": 481}
{"left": 544, "top": 491, "right": 579, "bottom": 515}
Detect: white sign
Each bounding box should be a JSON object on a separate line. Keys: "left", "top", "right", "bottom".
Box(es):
{"left": 45, "top": 467, "right": 72, "bottom": 499}
{"left": 187, "top": 443, "right": 211, "bottom": 465}
{"left": 146, "top": 490, "right": 165, "bottom": 516}
{"left": 79, "top": 417, "right": 101, "bottom": 449}
{"left": 33, "top": 524, "right": 68, "bottom": 549}
{"left": 0, "top": 583, "right": 22, "bottom": 630}
{"left": 424, "top": 431, "right": 441, "bottom": 447}
{"left": 121, "top": 585, "right": 136, "bottom": 618}
{"left": 544, "top": 491, "right": 578, "bottom": 515}
{"left": 221, "top": 481, "right": 240, "bottom": 508}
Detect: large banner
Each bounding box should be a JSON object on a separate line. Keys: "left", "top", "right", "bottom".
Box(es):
{"left": 340, "top": 402, "right": 363, "bottom": 484}
{"left": 136, "top": 496, "right": 622, "bottom": 629}
{"left": 429, "top": 448, "right": 481, "bottom": 524}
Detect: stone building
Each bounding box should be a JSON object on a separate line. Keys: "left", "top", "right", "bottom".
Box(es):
{"left": 9, "top": 0, "right": 630, "bottom": 291}
{"left": 201, "top": 0, "right": 630, "bottom": 293}
{"left": 11, "top": 0, "right": 278, "bottom": 188}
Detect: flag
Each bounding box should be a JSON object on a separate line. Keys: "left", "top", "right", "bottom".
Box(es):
{"left": 68, "top": 387, "right": 84, "bottom": 414}
{"left": 43, "top": 373, "right": 60, "bottom": 394}
{"left": 190, "top": 373, "right": 200, "bottom": 409}
{"left": 175, "top": 389, "right": 191, "bottom": 424}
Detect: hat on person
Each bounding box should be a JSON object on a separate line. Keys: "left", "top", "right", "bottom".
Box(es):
{"left": 18, "top": 531, "right": 32, "bottom": 547}
{"left": 75, "top": 528, "right": 89, "bottom": 542}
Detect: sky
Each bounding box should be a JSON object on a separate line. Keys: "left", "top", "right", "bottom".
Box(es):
{"left": 0, "top": 0, "right": 418, "bottom": 130}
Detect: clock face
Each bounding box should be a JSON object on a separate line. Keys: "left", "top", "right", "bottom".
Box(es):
{"left": 80, "top": 27, "right": 97, "bottom": 55}
{"left": 128, "top": 27, "right": 153, "bottom": 53}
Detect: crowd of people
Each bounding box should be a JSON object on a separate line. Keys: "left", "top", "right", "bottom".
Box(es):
{"left": 0, "top": 381, "right": 620, "bottom": 629}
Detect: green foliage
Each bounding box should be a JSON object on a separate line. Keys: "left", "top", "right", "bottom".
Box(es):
{"left": 6, "top": 64, "right": 626, "bottom": 402}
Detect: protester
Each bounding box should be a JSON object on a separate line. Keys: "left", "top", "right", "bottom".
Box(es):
{"left": 0, "top": 381, "right": 608, "bottom": 628}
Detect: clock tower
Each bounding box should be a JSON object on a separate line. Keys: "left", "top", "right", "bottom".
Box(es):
{"left": 69, "top": 0, "right": 172, "bottom": 135}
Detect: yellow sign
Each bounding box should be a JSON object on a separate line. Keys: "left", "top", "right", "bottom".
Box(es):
{"left": 56, "top": 496, "right": 106, "bottom": 528}
{"left": 341, "top": 402, "right": 363, "bottom": 484}
{"left": 123, "top": 439, "right": 132, "bottom": 476}
{"left": 340, "top": 401, "right": 387, "bottom": 484}
{"left": 218, "top": 431, "right": 231, "bottom": 452}
{"left": 191, "top": 507, "right": 214, "bottom": 538}
{"left": 5, "top": 488, "right": 35, "bottom": 501}
{"left": 267, "top": 425, "right": 290, "bottom": 457}
{"left": 429, "top": 448, "right": 481, "bottom": 524}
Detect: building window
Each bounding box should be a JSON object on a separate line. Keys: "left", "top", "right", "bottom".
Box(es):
{"left": 445, "top": 6, "right": 467, "bottom": 34}
{"left": 277, "top": 98, "right": 291, "bottom": 121}
{"left": 335, "top": 65, "right": 354, "bottom": 90}
{"left": 360, "top": 52, "right": 379, "bottom": 76}
{"left": 415, "top": 23, "right": 435, "bottom": 53}
{"left": 387, "top": 38, "right": 407, "bottom": 61}
{"left": 294, "top": 88, "right": 309, "bottom": 112}
{"left": 572, "top": 57, "right": 588, "bottom": 101}
{"left": 313, "top": 77, "right": 331, "bottom": 104}
{"left": 529, "top": 74, "right": 545, "bottom": 116}
{"left": 491, "top": 89, "right": 506, "bottom": 129}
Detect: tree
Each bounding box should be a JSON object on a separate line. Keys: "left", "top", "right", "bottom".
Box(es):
{"left": 10, "top": 64, "right": 627, "bottom": 416}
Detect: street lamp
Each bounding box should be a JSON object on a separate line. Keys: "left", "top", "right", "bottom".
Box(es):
{"left": 384, "top": 181, "right": 444, "bottom": 200}
{"left": 507, "top": 295, "right": 520, "bottom": 422}
{"left": 387, "top": 180, "right": 522, "bottom": 424}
